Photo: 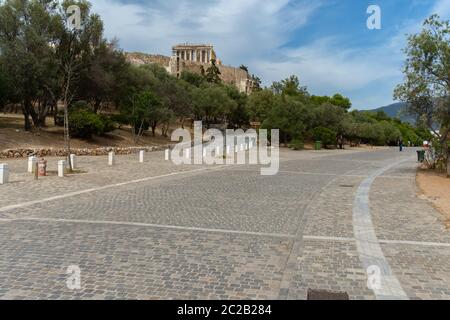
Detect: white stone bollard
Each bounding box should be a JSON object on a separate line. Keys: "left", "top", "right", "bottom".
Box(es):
{"left": 108, "top": 152, "right": 115, "bottom": 166}
{"left": 139, "top": 150, "right": 144, "bottom": 163}
{"left": 165, "top": 149, "right": 169, "bottom": 161}
{"left": 0, "top": 163, "right": 9, "bottom": 184}
{"left": 28, "top": 156, "right": 37, "bottom": 173}
{"left": 69, "top": 154, "right": 76, "bottom": 169}
{"left": 58, "top": 160, "right": 66, "bottom": 177}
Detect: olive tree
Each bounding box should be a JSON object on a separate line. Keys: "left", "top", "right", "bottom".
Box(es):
{"left": 394, "top": 15, "right": 450, "bottom": 171}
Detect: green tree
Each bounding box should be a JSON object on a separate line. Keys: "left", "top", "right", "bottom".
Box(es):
{"left": 311, "top": 93, "right": 352, "bottom": 111}
{"left": 120, "top": 90, "right": 161, "bottom": 143}
{"left": 0, "top": 0, "right": 113, "bottom": 130}
{"left": 394, "top": 15, "right": 450, "bottom": 167}
{"left": 180, "top": 70, "right": 205, "bottom": 87}
{"left": 205, "top": 59, "right": 222, "bottom": 84}
{"left": 0, "top": 0, "right": 62, "bottom": 129}
{"left": 251, "top": 74, "right": 262, "bottom": 92}
{"left": 329, "top": 94, "right": 352, "bottom": 111}
{"left": 0, "top": 64, "right": 13, "bottom": 111}
{"left": 192, "top": 85, "right": 236, "bottom": 127}
{"left": 77, "top": 41, "right": 130, "bottom": 112}
{"left": 246, "top": 89, "right": 275, "bottom": 122}
{"left": 271, "top": 75, "right": 307, "bottom": 97}
{"left": 262, "top": 96, "right": 312, "bottom": 143}
{"left": 223, "top": 85, "right": 249, "bottom": 128}
{"left": 312, "top": 103, "right": 346, "bottom": 134}
{"left": 313, "top": 127, "right": 337, "bottom": 148}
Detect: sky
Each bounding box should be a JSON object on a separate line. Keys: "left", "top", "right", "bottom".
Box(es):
{"left": 90, "top": 0, "right": 450, "bottom": 110}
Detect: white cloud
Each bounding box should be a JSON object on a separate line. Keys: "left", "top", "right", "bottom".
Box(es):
{"left": 252, "top": 0, "right": 450, "bottom": 109}
{"left": 90, "top": 0, "right": 448, "bottom": 109}
{"left": 432, "top": 0, "right": 450, "bottom": 18}
{"left": 91, "top": 0, "right": 322, "bottom": 63}
{"left": 255, "top": 37, "right": 402, "bottom": 91}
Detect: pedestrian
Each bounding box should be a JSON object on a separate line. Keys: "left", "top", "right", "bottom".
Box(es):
{"left": 399, "top": 139, "right": 403, "bottom": 152}
{"left": 338, "top": 135, "right": 344, "bottom": 150}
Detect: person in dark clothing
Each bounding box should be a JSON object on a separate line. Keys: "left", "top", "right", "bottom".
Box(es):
{"left": 337, "top": 135, "right": 344, "bottom": 150}
{"left": 399, "top": 139, "right": 403, "bottom": 152}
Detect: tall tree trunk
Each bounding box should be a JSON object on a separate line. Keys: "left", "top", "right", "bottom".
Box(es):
{"left": 21, "top": 103, "right": 32, "bottom": 131}
{"left": 27, "top": 100, "right": 39, "bottom": 129}
{"left": 443, "top": 129, "right": 450, "bottom": 177}
{"left": 38, "top": 102, "right": 50, "bottom": 128}
{"left": 94, "top": 99, "right": 101, "bottom": 113}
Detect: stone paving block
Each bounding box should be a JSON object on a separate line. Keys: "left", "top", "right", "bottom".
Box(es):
{"left": 0, "top": 220, "right": 290, "bottom": 300}
{"left": 289, "top": 239, "right": 375, "bottom": 300}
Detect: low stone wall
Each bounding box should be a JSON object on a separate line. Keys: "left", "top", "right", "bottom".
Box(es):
{"left": 126, "top": 52, "right": 171, "bottom": 67}
{"left": 0, "top": 146, "right": 172, "bottom": 159}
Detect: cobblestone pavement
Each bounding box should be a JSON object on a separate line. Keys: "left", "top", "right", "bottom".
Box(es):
{"left": 0, "top": 147, "right": 449, "bottom": 299}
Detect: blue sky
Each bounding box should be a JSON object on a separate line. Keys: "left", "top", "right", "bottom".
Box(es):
{"left": 91, "top": 0, "right": 450, "bottom": 110}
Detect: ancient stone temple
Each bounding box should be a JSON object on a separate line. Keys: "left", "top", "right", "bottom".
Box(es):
{"left": 172, "top": 43, "right": 216, "bottom": 64}
{"left": 126, "top": 43, "right": 255, "bottom": 95}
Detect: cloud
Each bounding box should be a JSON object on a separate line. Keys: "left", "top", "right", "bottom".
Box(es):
{"left": 90, "top": 0, "right": 448, "bottom": 110}
{"left": 252, "top": 0, "right": 450, "bottom": 109}
{"left": 255, "top": 36, "right": 401, "bottom": 90}
{"left": 432, "top": 0, "right": 450, "bottom": 18}
{"left": 92, "top": 0, "right": 322, "bottom": 62}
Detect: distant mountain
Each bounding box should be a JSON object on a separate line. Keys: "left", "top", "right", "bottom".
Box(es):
{"left": 368, "top": 102, "right": 416, "bottom": 124}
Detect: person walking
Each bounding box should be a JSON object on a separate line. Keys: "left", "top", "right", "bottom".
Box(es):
{"left": 337, "top": 135, "right": 344, "bottom": 150}
{"left": 399, "top": 139, "right": 403, "bottom": 152}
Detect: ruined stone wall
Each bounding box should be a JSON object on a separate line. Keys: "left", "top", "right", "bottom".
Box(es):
{"left": 126, "top": 52, "right": 171, "bottom": 67}
{"left": 179, "top": 60, "right": 252, "bottom": 93}
{"left": 218, "top": 65, "right": 248, "bottom": 86}
{"left": 126, "top": 52, "right": 253, "bottom": 94}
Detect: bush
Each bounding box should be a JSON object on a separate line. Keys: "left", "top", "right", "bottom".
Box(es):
{"left": 69, "top": 109, "right": 113, "bottom": 139}
{"left": 288, "top": 138, "right": 304, "bottom": 150}
{"left": 313, "top": 126, "right": 336, "bottom": 148}
{"left": 99, "top": 114, "right": 116, "bottom": 133}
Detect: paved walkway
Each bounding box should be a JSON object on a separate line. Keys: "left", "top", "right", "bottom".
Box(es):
{"left": 0, "top": 147, "right": 449, "bottom": 299}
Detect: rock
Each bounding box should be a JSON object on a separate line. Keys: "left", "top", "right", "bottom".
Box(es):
{"left": 0, "top": 144, "right": 176, "bottom": 159}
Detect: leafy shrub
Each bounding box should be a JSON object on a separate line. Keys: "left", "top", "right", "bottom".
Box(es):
{"left": 289, "top": 138, "right": 304, "bottom": 150}
{"left": 313, "top": 126, "right": 337, "bottom": 148}
{"left": 69, "top": 110, "right": 102, "bottom": 138}
{"left": 99, "top": 114, "right": 116, "bottom": 133}
{"left": 69, "top": 109, "right": 113, "bottom": 138}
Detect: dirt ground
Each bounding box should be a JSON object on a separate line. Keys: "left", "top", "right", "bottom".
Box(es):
{"left": 0, "top": 113, "right": 171, "bottom": 150}
{"left": 417, "top": 169, "right": 450, "bottom": 228}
